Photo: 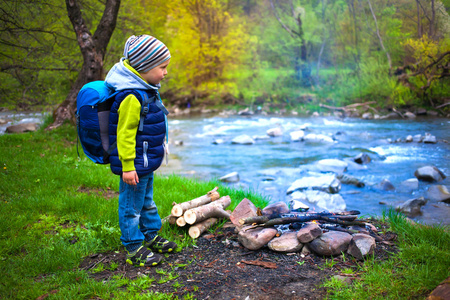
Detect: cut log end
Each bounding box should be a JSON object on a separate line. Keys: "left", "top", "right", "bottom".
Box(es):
{"left": 188, "top": 218, "right": 218, "bottom": 239}
{"left": 184, "top": 210, "right": 197, "bottom": 225}
{"left": 188, "top": 227, "right": 201, "bottom": 239}
{"left": 176, "top": 216, "right": 187, "bottom": 227}
{"left": 171, "top": 205, "right": 184, "bottom": 217}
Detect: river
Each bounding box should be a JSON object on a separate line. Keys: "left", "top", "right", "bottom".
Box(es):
{"left": 158, "top": 114, "right": 450, "bottom": 226}
{"left": 2, "top": 111, "right": 449, "bottom": 225}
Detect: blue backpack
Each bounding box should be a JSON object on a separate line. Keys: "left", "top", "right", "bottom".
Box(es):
{"left": 76, "top": 81, "right": 168, "bottom": 164}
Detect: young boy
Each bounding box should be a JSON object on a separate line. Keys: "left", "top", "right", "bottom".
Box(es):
{"left": 104, "top": 35, "right": 177, "bottom": 267}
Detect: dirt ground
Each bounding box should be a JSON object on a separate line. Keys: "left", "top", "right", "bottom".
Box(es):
{"left": 80, "top": 222, "right": 398, "bottom": 300}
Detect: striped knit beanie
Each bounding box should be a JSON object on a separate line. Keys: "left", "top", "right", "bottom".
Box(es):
{"left": 123, "top": 35, "right": 171, "bottom": 73}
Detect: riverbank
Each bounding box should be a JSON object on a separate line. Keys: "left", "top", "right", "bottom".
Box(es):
{"left": 0, "top": 123, "right": 448, "bottom": 299}
{"left": 1, "top": 109, "right": 449, "bottom": 227}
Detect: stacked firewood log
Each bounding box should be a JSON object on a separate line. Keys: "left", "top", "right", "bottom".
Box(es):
{"left": 166, "top": 187, "right": 231, "bottom": 239}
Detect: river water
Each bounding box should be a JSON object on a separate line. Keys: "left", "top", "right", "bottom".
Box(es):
{"left": 159, "top": 114, "right": 450, "bottom": 226}
{"left": 2, "top": 111, "right": 449, "bottom": 225}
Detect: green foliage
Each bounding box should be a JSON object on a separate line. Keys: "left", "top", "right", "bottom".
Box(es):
{"left": 2, "top": 0, "right": 450, "bottom": 111}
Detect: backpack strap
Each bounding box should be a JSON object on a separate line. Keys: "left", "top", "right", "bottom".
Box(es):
{"left": 136, "top": 90, "right": 154, "bottom": 132}
{"left": 135, "top": 90, "right": 169, "bottom": 143}
{"left": 156, "top": 90, "right": 169, "bottom": 143}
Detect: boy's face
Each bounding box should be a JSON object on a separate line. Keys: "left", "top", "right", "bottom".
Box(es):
{"left": 140, "top": 59, "right": 170, "bottom": 85}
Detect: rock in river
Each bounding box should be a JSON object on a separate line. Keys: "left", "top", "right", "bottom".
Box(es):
{"left": 396, "top": 197, "right": 427, "bottom": 216}
{"left": 427, "top": 185, "right": 450, "bottom": 203}
{"left": 303, "top": 133, "right": 334, "bottom": 144}
{"left": 289, "top": 190, "right": 346, "bottom": 212}
{"left": 231, "top": 134, "right": 255, "bottom": 145}
{"left": 414, "top": 166, "right": 446, "bottom": 182}
{"left": 398, "top": 178, "right": 419, "bottom": 193}
{"left": 220, "top": 172, "right": 240, "bottom": 183}
{"left": 287, "top": 174, "right": 341, "bottom": 194}
{"left": 315, "top": 159, "right": 348, "bottom": 174}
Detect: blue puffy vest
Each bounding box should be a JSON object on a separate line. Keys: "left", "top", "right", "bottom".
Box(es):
{"left": 108, "top": 89, "right": 166, "bottom": 176}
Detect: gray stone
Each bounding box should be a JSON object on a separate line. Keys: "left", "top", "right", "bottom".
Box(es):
{"left": 268, "top": 232, "right": 303, "bottom": 253}
{"left": 6, "top": 123, "right": 37, "bottom": 133}
{"left": 413, "top": 134, "right": 423, "bottom": 142}
{"left": 347, "top": 233, "right": 376, "bottom": 260}
{"left": 315, "top": 159, "right": 348, "bottom": 174}
{"left": 404, "top": 112, "right": 416, "bottom": 119}
{"left": 301, "top": 244, "right": 312, "bottom": 255}
{"left": 219, "top": 172, "right": 240, "bottom": 183}
{"left": 423, "top": 133, "right": 437, "bottom": 144}
{"left": 337, "top": 174, "right": 365, "bottom": 187}
{"left": 237, "top": 226, "right": 278, "bottom": 250}
{"left": 427, "top": 110, "right": 439, "bottom": 116}
{"left": 290, "top": 130, "right": 305, "bottom": 142}
{"left": 405, "top": 135, "right": 413, "bottom": 142}
{"left": 396, "top": 197, "right": 427, "bottom": 216}
{"left": 303, "top": 133, "right": 334, "bottom": 144}
{"left": 231, "top": 134, "right": 255, "bottom": 145}
{"left": 311, "top": 112, "right": 320, "bottom": 117}
{"left": 289, "top": 199, "right": 310, "bottom": 211}
{"left": 398, "top": 178, "right": 419, "bottom": 193}
{"left": 308, "top": 231, "right": 352, "bottom": 256}
{"left": 212, "top": 139, "right": 225, "bottom": 145}
{"left": 414, "top": 166, "right": 446, "bottom": 182}
{"left": 267, "top": 127, "right": 283, "bottom": 137}
{"left": 297, "top": 223, "right": 322, "bottom": 243}
{"left": 376, "top": 179, "right": 395, "bottom": 191}
{"left": 362, "top": 112, "right": 373, "bottom": 120}
{"left": 427, "top": 185, "right": 450, "bottom": 203}
{"left": 353, "top": 153, "right": 371, "bottom": 164}
{"left": 262, "top": 202, "right": 290, "bottom": 215}
{"left": 287, "top": 174, "right": 341, "bottom": 194}
{"left": 299, "top": 190, "right": 347, "bottom": 212}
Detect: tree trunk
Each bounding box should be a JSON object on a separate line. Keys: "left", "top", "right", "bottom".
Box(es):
{"left": 184, "top": 196, "right": 231, "bottom": 225}
{"left": 416, "top": 0, "right": 422, "bottom": 38}
{"left": 47, "top": 0, "right": 120, "bottom": 130}
{"left": 367, "top": 0, "right": 392, "bottom": 74}
{"left": 429, "top": 0, "right": 435, "bottom": 38}
{"left": 188, "top": 218, "right": 218, "bottom": 239}
{"left": 171, "top": 187, "right": 220, "bottom": 217}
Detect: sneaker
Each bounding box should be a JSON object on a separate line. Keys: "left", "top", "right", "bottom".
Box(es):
{"left": 126, "top": 246, "right": 163, "bottom": 267}
{"left": 145, "top": 235, "right": 177, "bottom": 253}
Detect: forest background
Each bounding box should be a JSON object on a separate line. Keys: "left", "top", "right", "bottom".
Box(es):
{"left": 1, "top": 0, "right": 449, "bottom": 124}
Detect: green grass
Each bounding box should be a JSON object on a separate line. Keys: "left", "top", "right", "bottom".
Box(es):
{"left": 0, "top": 120, "right": 268, "bottom": 299}
{"left": 323, "top": 210, "right": 450, "bottom": 299}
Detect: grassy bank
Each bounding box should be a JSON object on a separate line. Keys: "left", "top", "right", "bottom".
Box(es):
{"left": 0, "top": 121, "right": 268, "bottom": 299}
{"left": 0, "top": 121, "right": 448, "bottom": 299}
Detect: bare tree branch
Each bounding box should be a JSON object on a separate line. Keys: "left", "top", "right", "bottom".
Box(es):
{"left": 367, "top": 0, "right": 392, "bottom": 73}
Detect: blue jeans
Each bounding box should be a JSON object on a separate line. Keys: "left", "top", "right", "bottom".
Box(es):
{"left": 118, "top": 172, "right": 162, "bottom": 252}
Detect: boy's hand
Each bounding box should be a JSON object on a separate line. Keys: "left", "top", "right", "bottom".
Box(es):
{"left": 123, "top": 171, "right": 139, "bottom": 185}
